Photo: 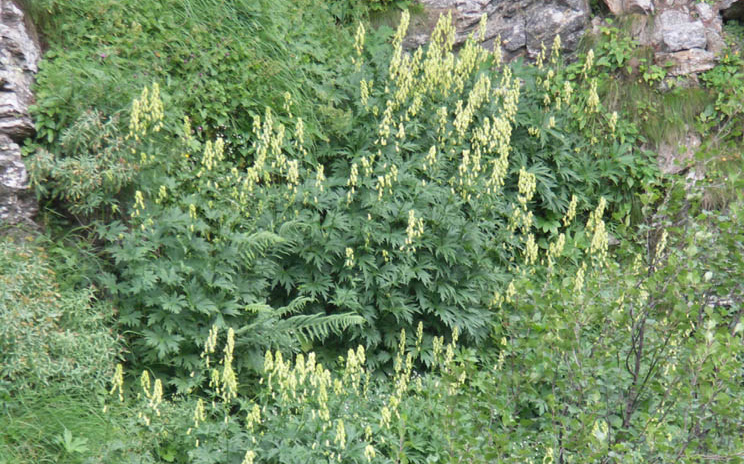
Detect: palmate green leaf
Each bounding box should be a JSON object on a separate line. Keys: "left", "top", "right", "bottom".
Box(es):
{"left": 142, "top": 329, "right": 184, "bottom": 360}
{"left": 157, "top": 292, "right": 187, "bottom": 314}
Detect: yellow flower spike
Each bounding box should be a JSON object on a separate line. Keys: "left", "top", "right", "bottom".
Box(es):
{"left": 134, "top": 190, "right": 145, "bottom": 211}
{"left": 547, "top": 233, "right": 566, "bottom": 271}
{"left": 353, "top": 21, "right": 366, "bottom": 68}
{"left": 505, "top": 280, "right": 516, "bottom": 304}
{"left": 149, "top": 378, "right": 163, "bottom": 416}
{"left": 563, "top": 195, "right": 578, "bottom": 227}
{"left": 140, "top": 370, "right": 152, "bottom": 399}
{"left": 193, "top": 398, "right": 206, "bottom": 429}
{"left": 583, "top": 49, "right": 595, "bottom": 79}
{"left": 476, "top": 13, "right": 488, "bottom": 41}
{"left": 432, "top": 336, "right": 443, "bottom": 364}
{"left": 221, "top": 328, "right": 238, "bottom": 403}
{"left": 389, "top": 10, "right": 411, "bottom": 79}
{"left": 109, "top": 363, "right": 124, "bottom": 402}
{"left": 380, "top": 406, "right": 392, "bottom": 429}
{"left": 241, "top": 450, "right": 256, "bottom": 464}
{"left": 536, "top": 42, "right": 546, "bottom": 69}
{"left": 587, "top": 78, "right": 600, "bottom": 113}
{"left": 517, "top": 167, "right": 537, "bottom": 206}
{"left": 573, "top": 262, "right": 587, "bottom": 294}
{"left": 364, "top": 444, "right": 376, "bottom": 461}
{"left": 551, "top": 34, "right": 561, "bottom": 64}
{"left": 608, "top": 111, "right": 618, "bottom": 134}
{"left": 524, "top": 233, "right": 538, "bottom": 265}
{"left": 360, "top": 79, "right": 370, "bottom": 108}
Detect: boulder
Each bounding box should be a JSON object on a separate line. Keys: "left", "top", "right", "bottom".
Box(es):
{"left": 655, "top": 48, "right": 717, "bottom": 76}
{"left": 657, "top": 9, "right": 707, "bottom": 52}
{"left": 0, "top": 0, "right": 39, "bottom": 228}
{"left": 597, "top": 0, "right": 737, "bottom": 78}
{"left": 658, "top": 131, "right": 701, "bottom": 176}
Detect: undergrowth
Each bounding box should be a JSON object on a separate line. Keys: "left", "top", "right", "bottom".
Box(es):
{"left": 7, "top": 0, "right": 744, "bottom": 462}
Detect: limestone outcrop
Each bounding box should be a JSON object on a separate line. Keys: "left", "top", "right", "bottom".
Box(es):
{"left": 407, "top": 1, "right": 744, "bottom": 78}
{"left": 0, "top": 0, "right": 39, "bottom": 227}
{"left": 406, "top": 0, "right": 591, "bottom": 61}
{"left": 599, "top": 1, "right": 744, "bottom": 77}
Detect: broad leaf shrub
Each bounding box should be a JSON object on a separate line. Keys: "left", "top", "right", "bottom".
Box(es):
{"left": 106, "top": 178, "right": 744, "bottom": 462}
{"left": 95, "top": 85, "right": 364, "bottom": 378}
{"left": 0, "top": 236, "right": 120, "bottom": 395}
{"left": 28, "top": 109, "right": 140, "bottom": 225}
{"left": 220, "top": 14, "right": 654, "bottom": 362}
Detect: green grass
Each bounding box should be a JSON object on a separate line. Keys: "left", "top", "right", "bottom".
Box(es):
{"left": 1, "top": 391, "right": 109, "bottom": 464}
{"left": 602, "top": 79, "right": 713, "bottom": 146}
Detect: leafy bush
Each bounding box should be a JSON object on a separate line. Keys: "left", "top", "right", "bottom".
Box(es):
{"left": 0, "top": 236, "right": 120, "bottom": 395}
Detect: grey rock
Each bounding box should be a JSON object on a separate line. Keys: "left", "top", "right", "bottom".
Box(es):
{"left": 657, "top": 9, "right": 707, "bottom": 52}
{"left": 602, "top": 0, "right": 653, "bottom": 15}
{"left": 627, "top": 0, "right": 654, "bottom": 14}
{"left": 0, "top": 0, "right": 39, "bottom": 227}
{"left": 411, "top": 0, "right": 590, "bottom": 60}
{"left": 656, "top": 48, "right": 716, "bottom": 76}
{"left": 694, "top": 2, "right": 716, "bottom": 22}
{"left": 603, "top": 0, "right": 624, "bottom": 14}
{"left": 657, "top": 131, "right": 701, "bottom": 175}
{"left": 0, "top": 133, "right": 36, "bottom": 225}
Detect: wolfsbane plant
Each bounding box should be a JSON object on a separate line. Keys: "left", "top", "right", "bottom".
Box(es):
{"left": 103, "top": 11, "right": 654, "bottom": 373}
{"left": 106, "top": 321, "right": 488, "bottom": 464}
{"left": 98, "top": 85, "right": 365, "bottom": 378}
{"left": 236, "top": 12, "right": 652, "bottom": 363}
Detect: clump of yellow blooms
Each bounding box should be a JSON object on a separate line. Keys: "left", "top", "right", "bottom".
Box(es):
{"left": 128, "top": 83, "right": 164, "bottom": 142}
{"left": 353, "top": 22, "right": 365, "bottom": 70}
{"left": 403, "top": 209, "right": 424, "bottom": 251}
{"left": 586, "top": 197, "right": 609, "bottom": 265}
{"left": 344, "top": 247, "right": 355, "bottom": 268}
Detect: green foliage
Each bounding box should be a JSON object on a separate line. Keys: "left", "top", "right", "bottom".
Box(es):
{"left": 0, "top": 237, "right": 120, "bottom": 395}
{"left": 98, "top": 13, "right": 653, "bottom": 373}
{"left": 103, "top": 171, "right": 744, "bottom": 463}
{"left": 0, "top": 238, "right": 127, "bottom": 464}
{"left": 28, "top": 109, "right": 138, "bottom": 225}
{"left": 28, "top": 0, "right": 353, "bottom": 153}
{"left": 486, "top": 187, "right": 744, "bottom": 461}
{"left": 366, "top": 0, "right": 412, "bottom": 12}
{"left": 90, "top": 90, "right": 364, "bottom": 377}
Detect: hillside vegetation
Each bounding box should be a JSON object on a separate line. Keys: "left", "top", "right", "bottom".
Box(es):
{"left": 2, "top": 0, "right": 743, "bottom": 462}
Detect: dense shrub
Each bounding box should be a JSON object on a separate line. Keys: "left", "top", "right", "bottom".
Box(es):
{"left": 0, "top": 236, "right": 120, "bottom": 394}
{"left": 28, "top": 0, "right": 354, "bottom": 155}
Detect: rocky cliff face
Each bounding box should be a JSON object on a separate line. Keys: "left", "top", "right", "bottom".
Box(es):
{"left": 408, "top": 0, "right": 744, "bottom": 77}
{"left": 0, "top": 0, "right": 39, "bottom": 228}
{"left": 407, "top": 0, "right": 592, "bottom": 61}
